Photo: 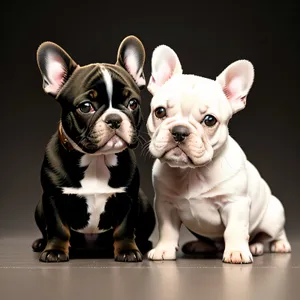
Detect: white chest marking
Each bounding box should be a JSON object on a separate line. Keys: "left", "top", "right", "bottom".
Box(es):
{"left": 62, "top": 154, "right": 125, "bottom": 234}
{"left": 78, "top": 194, "right": 110, "bottom": 234}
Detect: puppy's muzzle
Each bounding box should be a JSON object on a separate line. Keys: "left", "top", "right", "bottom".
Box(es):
{"left": 170, "top": 125, "right": 190, "bottom": 143}
{"left": 105, "top": 113, "right": 122, "bottom": 130}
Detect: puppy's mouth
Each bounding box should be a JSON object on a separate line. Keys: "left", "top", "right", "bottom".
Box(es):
{"left": 161, "top": 146, "right": 211, "bottom": 168}
{"left": 77, "top": 133, "right": 128, "bottom": 155}
{"left": 163, "top": 147, "right": 192, "bottom": 164}
{"left": 99, "top": 135, "right": 127, "bottom": 152}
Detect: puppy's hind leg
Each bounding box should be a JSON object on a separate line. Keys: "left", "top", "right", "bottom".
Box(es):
{"left": 249, "top": 232, "right": 270, "bottom": 256}
{"left": 256, "top": 195, "right": 291, "bottom": 254}
{"left": 270, "top": 230, "right": 291, "bottom": 253}
{"left": 182, "top": 230, "right": 219, "bottom": 255}
{"left": 32, "top": 199, "right": 47, "bottom": 252}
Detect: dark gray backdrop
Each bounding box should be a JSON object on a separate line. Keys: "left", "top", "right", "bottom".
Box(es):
{"left": 0, "top": 0, "right": 299, "bottom": 239}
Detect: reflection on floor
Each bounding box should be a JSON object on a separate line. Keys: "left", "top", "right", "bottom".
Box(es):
{"left": 0, "top": 229, "right": 299, "bottom": 300}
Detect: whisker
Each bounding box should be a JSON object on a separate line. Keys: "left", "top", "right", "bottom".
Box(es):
{"left": 141, "top": 140, "right": 151, "bottom": 159}
{"left": 204, "top": 163, "right": 211, "bottom": 172}
{"left": 141, "top": 142, "right": 149, "bottom": 155}
{"left": 138, "top": 135, "right": 148, "bottom": 144}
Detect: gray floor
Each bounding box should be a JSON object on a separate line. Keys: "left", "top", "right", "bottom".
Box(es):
{"left": 1, "top": 229, "right": 299, "bottom": 300}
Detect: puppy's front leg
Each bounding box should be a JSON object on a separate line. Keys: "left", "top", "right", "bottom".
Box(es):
{"left": 148, "top": 196, "right": 182, "bottom": 261}
{"left": 220, "top": 197, "right": 253, "bottom": 264}
{"left": 39, "top": 194, "right": 70, "bottom": 263}
{"left": 113, "top": 194, "right": 143, "bottom": 263}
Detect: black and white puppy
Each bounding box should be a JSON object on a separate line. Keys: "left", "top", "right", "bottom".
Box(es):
{"left": 32, "top": 36, "right": 155, "bottom": 263}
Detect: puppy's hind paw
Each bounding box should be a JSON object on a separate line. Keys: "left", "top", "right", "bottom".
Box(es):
{"left": 270, "top": 240, "right": 292, "bottom": 253}
{"left": 147, "top": 244, "right": 177, "bottom": 261}
{"left": 250, "top": 242, "right": 264, "bottom": 256}
{"left": 182, "top": 240, "right": 217, "bottom": 254}
{"left": 32, "top": 238, "right": 46, "bottom": 252}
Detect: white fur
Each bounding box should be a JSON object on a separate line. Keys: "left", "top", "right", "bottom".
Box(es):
{"left": 146, "top": 46, "right": 291, "bottom": 263}
{"left": 105, "top": 153, "right": 118, "bottom": 167}
{"left": 101, "top": 67, "right": 113, "bottom": 108}
{"left": 62, "top": 154, "right": 125, "bottom": 234}
{"left": 148, "top": 45, "right": 182, "bottom": 95}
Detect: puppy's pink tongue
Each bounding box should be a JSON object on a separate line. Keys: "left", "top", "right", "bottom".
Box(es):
{"left": 109, "top": 136, "right": 120, "bottom": 144}
{"left": 173, "top": 147, "right": 184, "bottom": 156}
{"left": 106, "top": 136, "right": 125, "bottom": 148}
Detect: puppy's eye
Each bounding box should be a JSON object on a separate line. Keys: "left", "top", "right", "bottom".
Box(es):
{"left": 128, "top": 99, "right": 138, "bottom": 111}
{"left": 154, "top": 107, "right": 167, "bottom": 119}
{"left": 202, "top": 115, "right": 217, "bottom": 127}
{"left": 77, "top": 102, "right": 95, "bottom": 114}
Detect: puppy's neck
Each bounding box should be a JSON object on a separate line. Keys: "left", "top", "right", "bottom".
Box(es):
{"left": 158, "top": 136, "right": 244, "bottom": 195}
{"left": 211, "top": 136, "right": 230, "bottom": 161}
{"left": 58, "top": 122, "right": 74, "bottom": 152}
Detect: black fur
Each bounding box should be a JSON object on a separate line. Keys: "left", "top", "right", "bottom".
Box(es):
{"left": 32, "top": 36, "right": 155, "bottom": 263}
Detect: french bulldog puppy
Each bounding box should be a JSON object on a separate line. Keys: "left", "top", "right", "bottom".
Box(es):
{"left": 32, "top": 36, "right": 155, "bottom": 263}
{"left": 146, "top": 45, "right": 291, "bottom": 263}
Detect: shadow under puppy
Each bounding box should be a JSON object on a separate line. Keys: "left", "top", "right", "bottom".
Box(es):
{"left": 32, "top": 36, "right": 155, "bottom": 263}
{"left": 146, "top": 45, "right": 291, "bottom": 264}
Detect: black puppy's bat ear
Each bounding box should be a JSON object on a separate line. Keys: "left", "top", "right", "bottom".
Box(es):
{"left": 116, "top": 35, "right": 146, "bottom": 89}
{"left": 36, "top": 42, "right": 78, "bottom": 97}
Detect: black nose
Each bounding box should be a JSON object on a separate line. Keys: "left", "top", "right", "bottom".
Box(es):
{"left": 171, "top": 126, "right": 190, "bottom": 142}
{"left": 105, "top": 114, "right": 122, "bottom": 129}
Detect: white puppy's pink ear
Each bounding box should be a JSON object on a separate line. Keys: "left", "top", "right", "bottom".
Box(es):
{"left": 37, "top": 42, "right": 78, "bottom": 97}
{"left": 147, "top": 45, "right": 183, "bottom": 95}
{"left": 216, "top": 60, "right": 254, "bottom": 114}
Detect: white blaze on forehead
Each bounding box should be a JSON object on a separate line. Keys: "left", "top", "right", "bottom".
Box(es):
{"left": 101, "top": 66, "right": 113, "bottom": 107}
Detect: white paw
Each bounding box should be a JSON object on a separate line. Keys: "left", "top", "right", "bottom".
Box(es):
{"left": 270, "top": 240, "right": 292, "bottom": 253}
{"left": 223, "top": 246, "right": 253, "bottom": 264}
{"left": 147, "top": 243, "right": 178, "bottom": 261}
{"left": 250, "top": 242, "right": 264, "bottom": 256}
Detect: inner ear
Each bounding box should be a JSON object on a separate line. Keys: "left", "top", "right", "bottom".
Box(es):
{"left": 37, "top": 42, "right": 78, "bottom": 97}
{"left": 116, "top": 36, "right": 146, "bottom": 89}
{"left": 216, "top": 60, "right": 254, "bottom": 114}
{"left": 147, "top": 45, "right": 183, "bottom": 95}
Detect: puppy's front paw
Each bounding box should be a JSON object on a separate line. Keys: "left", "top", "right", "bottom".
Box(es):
{"left": 147, "top": 243, "right": 178, "bottom": 261}
{"left": 270, "top": 240, "right": 292, "bottom": 253}
{"left": 39, "top": 250, "right": 69, "bottom": 263}
{"left": 223, "top": 246, "right": 253, "bottom": 264}
{"left": 114, "top": 249, "right": 143, "bottom": 262}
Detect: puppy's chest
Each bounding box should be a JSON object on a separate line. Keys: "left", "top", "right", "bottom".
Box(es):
{"left": 170, "top": 172, "right": 227, "bottom": 237}
{"left": 167, "top": 170, "right": 213, "bottom": 199}
{"left": 63, "top": 154, "right": 125, "bottom": 195}
{"left": 62, "top": 154, "right": 125, "bottom": 234}
{"left": 175, "top": 196, "right": 225, "bottom": 237}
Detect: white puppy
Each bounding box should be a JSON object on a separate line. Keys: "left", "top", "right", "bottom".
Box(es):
{"left": 146, "top": 45, "right": 291, "bottom": 263}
